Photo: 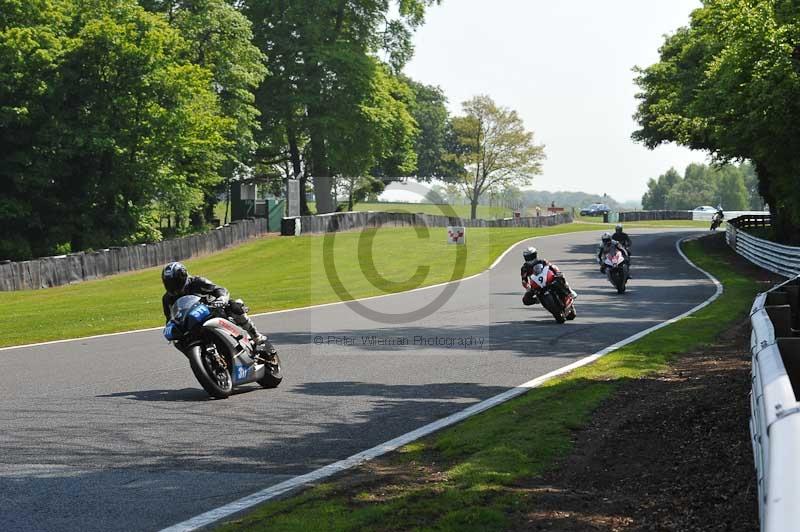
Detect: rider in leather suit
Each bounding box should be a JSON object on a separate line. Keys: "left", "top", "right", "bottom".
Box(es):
{"left": 597, "top": 232, "right": 631, "bottom": 276}
{"left": 521, "top": 246, "right": 578, "bottom": 306}
{"left": 161, "top": 262, "right": 273, "bottom": 355}
{"left": 612, "top": 224, "right": 632, "bottom": 249}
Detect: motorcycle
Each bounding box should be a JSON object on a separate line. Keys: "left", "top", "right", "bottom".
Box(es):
{"left": 163, "top": 295, "right": 282, "bottom": 399}
{"left": 710, "top": 211, "right": 724, "bottom": 231}
{"left": 603, "top": 249, "right": 629, "bottom": 294}
{"left": 526, "top": 263, "right": 577, "bottom": 324}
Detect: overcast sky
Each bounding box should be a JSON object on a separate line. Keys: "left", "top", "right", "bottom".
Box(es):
{"left": 402, "top": 0, "right": 705, "bottom": 203}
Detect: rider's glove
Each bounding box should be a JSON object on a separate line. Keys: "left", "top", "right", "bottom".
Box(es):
{"left": 206, "top": 297, "right": 227, "bottom": 309}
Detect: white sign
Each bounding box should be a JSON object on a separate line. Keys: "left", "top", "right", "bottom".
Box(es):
{"left": 447, "top": 226, "right": 466, "bottom": 245}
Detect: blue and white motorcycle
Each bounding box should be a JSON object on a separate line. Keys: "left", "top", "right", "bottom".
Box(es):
{"left": 164, "top": 295, "right": 282, "bottom": 399}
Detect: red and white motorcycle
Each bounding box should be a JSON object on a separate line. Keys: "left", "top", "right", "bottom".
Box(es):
{"left": 525, "top": 263, "right": 577, "bottom": 324}
{"left": 603, "top": 248, "right": 629, "bottom": 294}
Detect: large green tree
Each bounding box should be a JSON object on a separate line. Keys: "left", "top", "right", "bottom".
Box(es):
{"left": 404, "top": 78, "right": 451, "bottom": 179}
{"left": 140, "top": 0, "right": 267, "bottom": 226}
{"left": 0, "top": 0, "right": 68, "bottom": 259}
{"left": 0, "top": 0, "right": 232, "bottom": 259}
{"left": 633, "top": 0, "right": 800, "bottom": 242}
{"left": 448, "top": 95, "right": 546, "bottom": 219}
{"left": 242, "top": 0, "right": 439, "bottom": 214}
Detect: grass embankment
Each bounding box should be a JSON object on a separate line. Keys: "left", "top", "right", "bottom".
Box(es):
{"left": 1, "top": 223, "right": 608, "bottom": 348}
{"left": 216, "top": 237, "right": 758, "bottom": 532}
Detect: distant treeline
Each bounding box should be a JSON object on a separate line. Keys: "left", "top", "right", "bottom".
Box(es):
{"left": 425, "top": 183, "right": 636, "bottom": 211}
{"left": 642, "top": 163, "right": 763, "bottom": 211}
{"left": 519, "top": 191, "right": 637, "bottom": 211}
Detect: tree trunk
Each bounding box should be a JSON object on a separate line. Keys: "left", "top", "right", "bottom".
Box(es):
{"left": 470, "top": 198, "right": 478, "bottom": 220}
{"left": 224, "top": 179, "right": 230, "bottom": 224}
{"left": 309, "top": 130, "right": 334, "bottom": 213}
{"left": 300, "top": 172, "right": 311, "bottom": 215}
{"left": 287, "top": 121, "right": 302, "bottom": 178}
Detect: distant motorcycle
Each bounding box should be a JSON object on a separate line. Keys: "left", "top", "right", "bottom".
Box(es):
{"left": 603, "top": 249, "right": 629, "bottom": 294}
{"left": 710, "top": 210, "right": 724, "bottom": 231}
{"left": 526, "top": 263, "right": 577, "bottom": 324}
{"left": 163, "top": 295, "right": 282, "bottom": 399}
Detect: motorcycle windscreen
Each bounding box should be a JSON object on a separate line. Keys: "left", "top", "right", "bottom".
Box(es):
{"left": 170, "top": 295, "right": 202, "bottom": 324}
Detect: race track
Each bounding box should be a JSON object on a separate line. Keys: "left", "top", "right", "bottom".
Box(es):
{"left": 0, "top": 229, "right": 716, "bottom": 532}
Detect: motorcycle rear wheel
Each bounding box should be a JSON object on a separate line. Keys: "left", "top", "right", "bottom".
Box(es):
{"left": 540, "top": 292, "right": 566, "bottom": 324}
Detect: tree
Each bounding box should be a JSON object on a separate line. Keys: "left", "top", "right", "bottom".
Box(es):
{"left": 448, "top": 95, "right": 545, "bottom": 219}
{"left": 741, "top": 162, "right": 765, "bottom": 210}
{"left": 0, "top": 0, "right": 69, "bottom": 259}
{"left": 140, "top": 0, "right": 267, "bottom": 226}
{"left": 641, "top": 162, "right": 760, "bottom": 211}
{"left": 242, "top": 0, "right": 440, "bottom": 214}
{"left": 0, "top": 0, "right": 233, "bottom": 259}
{"left": 642, "top": 168, "right": 681, "bottom": 210}
{"left": 404, "top": 78, "right": 450, "bottom": 180}
{"left": 718, "top": 167, "right": 749, "bottom": 211}
{"left": 633, "top": 0, "right": 800, "bottom": 242}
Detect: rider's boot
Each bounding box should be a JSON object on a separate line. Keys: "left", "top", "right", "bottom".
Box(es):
{"left": 560, "top": 279, "right": 578, "bottom": 300}
{"left": 243, "top": 323, "right": 277, "bottom": 362}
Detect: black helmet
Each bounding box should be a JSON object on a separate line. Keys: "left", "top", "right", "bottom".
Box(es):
{"left": 162, "top": 262, "right": 188, "bottom": 295}
{"left": 601, "top": 232, "right": 612, "bottom": 244}
{"left": 523, "top": 246, "right": 538, "bottom": 262}
{"left": 615, "top": 224, "right": 623, "bottom": 232}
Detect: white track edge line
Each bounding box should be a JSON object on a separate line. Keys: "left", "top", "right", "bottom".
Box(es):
{"left": 160, "top": 234, "right": 722, "bottom": 532}
{"left": 1, "top": 228, "right": 619, "bottom": 352}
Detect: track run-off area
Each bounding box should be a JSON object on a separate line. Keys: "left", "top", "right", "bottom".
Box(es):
{"left": 0, "top": 229, "right": 717, "bottom": 532}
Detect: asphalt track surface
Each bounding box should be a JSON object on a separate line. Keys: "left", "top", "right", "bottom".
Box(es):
{"left": 0, "top": 229, "right": 716, "bottom": 531}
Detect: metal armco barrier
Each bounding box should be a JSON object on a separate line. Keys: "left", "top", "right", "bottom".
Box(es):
{"left": 280, "top": 211, "right": 573, "bottom": 236}
{"left": 618, "top": 210, "right": 768, "bottom": 223}
{"left": 0, "top": 218, "right": 270, "bottom": 291}
{"left": 749, "top": 276, "right": 800, "bottom": 531}
{"left": 618, "top": 210, "right": 692, "bottom": 222}
{"left": 727, "top": 215, "right": 800, "bottom": 278}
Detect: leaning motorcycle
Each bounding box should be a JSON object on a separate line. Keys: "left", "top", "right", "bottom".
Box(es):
{"left": 163, "top": 295, "right": 282, "bottom": 399}
{"left": 710, "top": 212, "right": 724, "bottom": 231}
{"left": 603, "top": 249, "right": 629, "bottom": 294}
{"left": 526, "top": 263, "right": 577, "bottom": 324}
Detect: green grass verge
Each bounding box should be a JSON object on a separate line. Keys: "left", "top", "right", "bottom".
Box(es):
{"left": 215, "top": 236, "right": 758, "bottom": 532}
{"left": 1, "top": 223, "right": 616, "bottom": 348}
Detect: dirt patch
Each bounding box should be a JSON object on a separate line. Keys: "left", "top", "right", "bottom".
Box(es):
{"left": 516, "top": 234, "right": 780, "bottom": 531}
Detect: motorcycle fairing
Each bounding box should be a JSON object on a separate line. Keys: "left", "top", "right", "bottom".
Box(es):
{"left": 202, "top": 318, "right": 263, "bottom": 384}
{"left": 604, "top": 251, "right": 624, "bottom": 267}
{"left": 529, "top": 265, "right": 555, "bottom": 290}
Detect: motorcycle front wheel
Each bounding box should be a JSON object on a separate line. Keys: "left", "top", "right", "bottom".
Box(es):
{"left": 189, "top": 344, "right": 233, "bottom": 399}
{"left": 611, "top": 269, "right": 627, "bottom": 294}
{"left": 540, "top": 292, "right": 566, "bottom": 324}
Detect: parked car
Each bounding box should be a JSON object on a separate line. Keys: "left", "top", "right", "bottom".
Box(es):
{"left": 580, "top": 203, "right": 611, "bottom": 216}
{"left": 693, "top": 205, "right": 718, "bottom": 212}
